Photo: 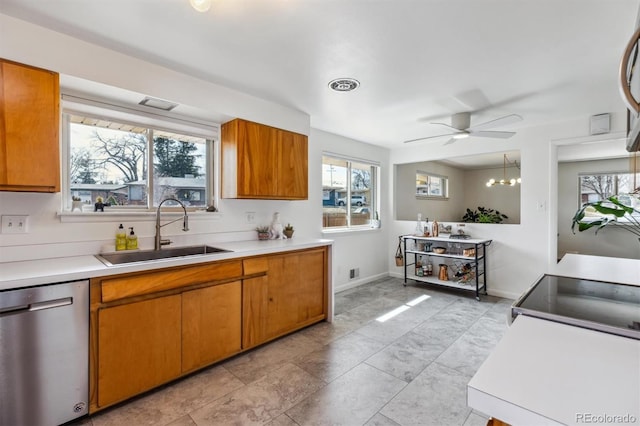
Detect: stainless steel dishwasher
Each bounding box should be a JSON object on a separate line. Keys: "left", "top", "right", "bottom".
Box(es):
{"left": 0, "top": 279, "right": 89, "bottom": 426}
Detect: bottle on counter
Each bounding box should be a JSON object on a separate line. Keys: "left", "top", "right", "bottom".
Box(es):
{"left": 115, "top": 223, "right": 127, "bottom": 251}
{"left": 432, "top": 219, "right": 439, "bottom": 237}
{"left": 126, "top": 227, "right": 138, "bottom": 250}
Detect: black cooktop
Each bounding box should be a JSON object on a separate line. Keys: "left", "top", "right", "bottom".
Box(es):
{"left": 512, "top": 274, "right": 640, "bottom": 339}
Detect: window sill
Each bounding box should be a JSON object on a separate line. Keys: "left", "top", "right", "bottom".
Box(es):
{"left": 58, "top": 210, "right": 222, "bottom": 223}
{"left": 322, "top": 226, "right": 381, "bottom": 236}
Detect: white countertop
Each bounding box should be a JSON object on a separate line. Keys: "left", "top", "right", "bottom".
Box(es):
{"left": 550, "top": 253, "right": 640, "bottom": 286}
{"left": 468, "top": 315, "right": 640, "bottom": 426}
{"left": 468, "top": 253, "right": 640, "bottom": 425}
{"left": 0, "top": 238, "right": 333, "bottom": 291}
{"left": 402, "top": 235, "right": 491, "bottom": 245}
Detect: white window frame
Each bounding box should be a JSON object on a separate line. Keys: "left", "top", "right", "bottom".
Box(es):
{"left": 322, "top": 152, "right": 380, "bottom": 232}
{"left": 59, "top": 94, "right": 219, "bottom": 220}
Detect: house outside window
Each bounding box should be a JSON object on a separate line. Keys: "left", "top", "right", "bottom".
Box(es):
{"left": 65, "top": 112, "right": 212, "bottom": 210}
{"left": 322, "top": 154, "right": 380, "bottom": 230}
{"left": 578, "top": 172, "right": 640, "bottom": 219}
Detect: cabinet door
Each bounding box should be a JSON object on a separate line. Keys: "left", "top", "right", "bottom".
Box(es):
{"left": 276, "top": 129, "right": 308, "bottom": 199}
{"left": 237, "top": 119, "right": 278, "bottom": 197}
{"left": 242, "top": 275, "right": 269, "bottom": 348}
{"left": 97, "top": 295, "right": 181, "bottom": 408}
{"left": 0, "top": 60, "right": 60, "bottom": 192}
{"left": 182, "top": 281, "right": 242, "bottom": 372}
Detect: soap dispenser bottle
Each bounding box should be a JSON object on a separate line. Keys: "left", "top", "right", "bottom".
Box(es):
{"left": 115, "top": 224, "right": 127, "bottom": 251}
{"left": 126, "top": 227, "right": 138, "bottom": 250}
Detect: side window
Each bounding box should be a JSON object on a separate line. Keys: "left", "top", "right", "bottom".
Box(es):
{"left": 322, "top": 154, "right": 380, "bottom": 230}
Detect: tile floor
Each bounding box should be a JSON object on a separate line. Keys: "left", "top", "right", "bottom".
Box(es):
{"left": 78, "top": 277, "right": 512, "bottom": 426}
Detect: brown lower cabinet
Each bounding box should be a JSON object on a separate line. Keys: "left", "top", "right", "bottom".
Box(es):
{"left": 89, "top": 247, "right": 327, "bottom": 413}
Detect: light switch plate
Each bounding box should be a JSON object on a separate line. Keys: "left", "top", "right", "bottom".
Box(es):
{"left": 1, "top": 215, "right": 29, "bottom": 234}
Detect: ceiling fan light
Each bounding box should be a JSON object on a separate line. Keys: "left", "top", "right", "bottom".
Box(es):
{"left": 190, "top": 0, "right": 211, "bottom": 12}
{"left": 452, "top": 133, "right": 469, "bottom": 140}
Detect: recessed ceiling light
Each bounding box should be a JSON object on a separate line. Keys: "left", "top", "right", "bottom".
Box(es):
{"left": 328, "top": 78, "right": 360, "bottom": 92}
{"left": 139, "top": 97, "right": 179, "bottom": 111}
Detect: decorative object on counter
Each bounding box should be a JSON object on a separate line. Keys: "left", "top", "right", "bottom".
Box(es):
{"left": 71, "top": 196, "right": 83, "bottom": 212}
{"left": 283, "top": 223, "right": 294, "bottom": 239}
{"left": 462, "top": 206, "right": 508, "bottom": 223}
{"left": 432, "top": 246, "right": 446, "bottom": 254}
{"left": 94, "top": 196, "right": 105, "bottom": 212}
{"left": 395, "top": 236, "right": 404, "bottom": 266}
{"left": 126, "top": 227, "right": 138, "bottom": 250}
{"left": 115, "top": 224, "right": 127, "bottom": 251}
{"left": 439, "top": 223, "right": 452, "bottom": 234}
{"left": 456, "top": 223, "right": 466, "bottom": 235}
{"left": 206, "top": 205, "right": 218, "bottom": 212}
{"left": 438, "top": 264, "right": 449, "bottom": 281}
{"left": 432, "top": 219, "right": 439, "bottom": 237}
{"left": 571, "top": 194, "right": 640, "bottom": 240}
{"left": 256, "top": 226, "right": 270, "bottom": 240}
{"left": 463, "top": 248, "right": 476, "bottom": 257}
{"left": 269, "top": 212, "right": 286, "bottom": 239}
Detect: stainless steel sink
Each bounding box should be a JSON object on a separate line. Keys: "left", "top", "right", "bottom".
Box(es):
{"left": 95, "top": 245, "right": 231, "bottom": 266}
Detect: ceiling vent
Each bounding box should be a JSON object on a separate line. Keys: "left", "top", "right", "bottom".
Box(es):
{"left": 328, "top": 78, "right": 360, "bottom": 92}
{"left": 138, "top": 96, "right": 179, "bottom": 111}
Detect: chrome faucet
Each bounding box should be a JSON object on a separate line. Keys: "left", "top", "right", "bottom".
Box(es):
{"left": 155, "top": 197, "right": 189, "bottom": 250}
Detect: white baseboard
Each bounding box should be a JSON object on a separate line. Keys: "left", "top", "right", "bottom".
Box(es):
{"left": 334, "top": 272, "right": 390, "bottom": 293}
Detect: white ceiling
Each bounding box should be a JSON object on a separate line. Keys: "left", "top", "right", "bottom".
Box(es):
{"left": 2, "top": 0, "right": 639, "bottom": 153}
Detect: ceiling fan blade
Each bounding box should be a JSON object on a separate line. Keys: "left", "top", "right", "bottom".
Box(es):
{"left": 468, "top": 114, "right": 523, "bottom": 131}
{"left": 403, "top": 133, "right": 457, "bottom": 143}
{"left": 469, "top": 130, "right": 516, "bottom": 139}
{"left": 430, "top": 122, "right": 462, "bottom": 132}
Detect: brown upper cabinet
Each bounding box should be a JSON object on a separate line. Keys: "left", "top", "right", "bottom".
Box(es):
{"left": 221, "top": 118, "right": 308, "bottom": 199}
{"left": 0, "top": 59, "right": 60, "bottom": 192}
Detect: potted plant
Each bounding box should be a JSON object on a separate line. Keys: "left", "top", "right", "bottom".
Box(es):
{"left": 256, "top": 226, "right": 270, "bottom": 240}
{"left": 571, "top": 195, "right": 640, "bottom": 240}
{"left": 462, "top": 206, "right": 508, "bottom": 223}
{"left": 283, "top": 223, "right": 294, "bottom": 239}
{"left": 71, "top": 196, "right": 83, "bottom": 212}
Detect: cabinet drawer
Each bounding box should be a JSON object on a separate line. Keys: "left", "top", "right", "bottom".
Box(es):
{"left": 100, "top": 260, "right": 242, "bottom": 302}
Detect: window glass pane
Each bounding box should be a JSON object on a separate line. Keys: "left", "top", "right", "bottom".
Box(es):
{"left": 152, "top": 130, "right": 207, "bottom": 207}
{"left": 578, "top": 172, "right": 640, "bottom": 219}
{"left": 69, "top": 117, "right": 148, "bottom": 207}
{"left": 322, "top": 154, "right": 379, "bottom": 230}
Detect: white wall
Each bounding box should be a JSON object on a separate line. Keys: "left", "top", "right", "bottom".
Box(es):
{"left": 313, "top": 129, "right": 391, "bottom": 292}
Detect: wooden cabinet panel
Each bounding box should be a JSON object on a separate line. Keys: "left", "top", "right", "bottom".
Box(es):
{"left": 0, "top": 59, "right": 60, "bottom": 192}
{"left": 101, "top": 260, "right": 242, "bottom": 302}
{"left": 97, "top": 295, "right": 181, "bottom": 408}
{"left": 182, "top": 281, "right": 242, "bottom": 372}
{"left": 242, "top": 247, "right": 327, "bottom": 348}
{"left": 277, "top": 129, "right": 308, "bottom": 199}
{"left": 221, "top": 118, "right": 308, "bottom": 200}
{"left": 242, "top": 275, "right": 269, "bottom": 348}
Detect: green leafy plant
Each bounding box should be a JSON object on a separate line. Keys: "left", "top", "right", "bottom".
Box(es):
{"left": 284, "top": 223, "right": 294, "bottom": 231}
{"left": 462, "top": 207, "right": 508, "bottom": 223}
{"left": 255, "top": 226, "right": 270, "bottom": 233}
{"left": 571, "top": 195, "right": 640, "bottom": 238}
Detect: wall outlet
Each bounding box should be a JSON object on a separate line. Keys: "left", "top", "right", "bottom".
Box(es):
{"left": 349, "top": 268, "right": 360, "bottom": 279}
{"left": 245, "top": 212, "right": 256, "bottom": 224}
{"left": 1, "top": 215, "right": 29, "bottom": 234}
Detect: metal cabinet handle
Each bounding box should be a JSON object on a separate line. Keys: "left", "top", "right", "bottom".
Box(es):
{"left": 0, "top": 297, "right": 72, "bottom": 316}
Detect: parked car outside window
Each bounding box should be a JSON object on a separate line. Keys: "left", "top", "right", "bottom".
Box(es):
{"left": 337, "top": 195, "right": 366, "bottom": 206}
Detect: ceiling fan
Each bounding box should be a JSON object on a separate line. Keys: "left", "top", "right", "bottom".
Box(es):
{"left": 404, "top": 112, "right": 523, "bottom": 145}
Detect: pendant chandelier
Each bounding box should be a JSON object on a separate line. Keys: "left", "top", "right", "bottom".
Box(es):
{"left": 190, "top": 0, "right": 212, "bottom": 12}
{"left": 486, "top": 154, "right": 521, "bottom": 187}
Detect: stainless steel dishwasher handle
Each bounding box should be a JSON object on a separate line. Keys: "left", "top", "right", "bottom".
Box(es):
{"left": 0, "top": 297, "right": 72, "bottom": 316}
